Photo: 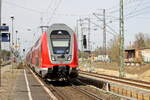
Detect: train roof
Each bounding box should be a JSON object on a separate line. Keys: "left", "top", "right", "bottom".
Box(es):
{"left": 47, "top": 23, "right": 74, "bottom": 35}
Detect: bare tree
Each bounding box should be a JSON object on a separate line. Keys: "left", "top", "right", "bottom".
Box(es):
{"left": 108, "top": 35, "right": 120, "bottom": 62}
{"left": 133, "top": 33, "right": 146, "bottom": 48}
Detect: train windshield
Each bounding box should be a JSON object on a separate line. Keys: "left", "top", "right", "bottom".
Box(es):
{"left": 52, "top": 39, "right": 69, "bottom": 47}
{"left": 50, "top": 30, "right": 71, "bottom": 54}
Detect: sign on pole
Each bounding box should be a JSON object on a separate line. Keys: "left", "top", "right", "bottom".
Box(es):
{"left": 0, "top": 26, "right": 9, "bottom": 31}
{"left": 1, "top": 33, "right": 10, "bottom": 42}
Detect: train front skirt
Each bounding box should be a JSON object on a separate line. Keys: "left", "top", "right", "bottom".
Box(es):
{"left": 39, "top": 66, "right": 78, "bottom": 80}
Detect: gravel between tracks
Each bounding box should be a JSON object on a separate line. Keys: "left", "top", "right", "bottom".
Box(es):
{"left": 47, "top": 81, "right": 98, "bottom": 100}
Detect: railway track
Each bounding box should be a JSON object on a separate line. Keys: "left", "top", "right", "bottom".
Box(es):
{"left": 79, "top": 70, "right": 150, "bottom": 100}
{"left": 79, "top": 70, "right": 150, "bottom": 91}
{"left": 46, "top": 82, "right": 71, "bottom": 100}
{"left": 26, "top": 66, "right": 106, "bottom": 100}
{"left": 27, "top": 65, "right": 146, "bottom": 100}
{"left": 70, "top": 84, "right": 103, "bottom": 100}
{"left": 47, "top": 80, "right": 104, "bottom": 100}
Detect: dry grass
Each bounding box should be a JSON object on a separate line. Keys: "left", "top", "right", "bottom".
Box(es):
{"left": 80, "top": 61, "right": 150, "bottom": 81}
{"left": 80, "top": 61, "right": 150, "bottom": 74}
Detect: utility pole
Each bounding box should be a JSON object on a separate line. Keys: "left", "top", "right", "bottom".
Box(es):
{"left": 87, "top": 18, "right": 91, "bottom": 51}
{"left": 10, "top": 16, "right": 14, "bottom": 74}
{"left": 103, "top": 9, "right": 107, "bottom": 59}
{"left": 17, "top": 37, "right": 20, "bottom": 53}
{"left": 76, "top": 20, "right": 79, "bottom": 42}
{"left": 119, "top": 0, "right": 125, "bottom": 77}
{"left": 0, "top": 0, "right": 1, "bottom": 50}
{"left": 11, "top": 16, "right": 14, "bottom": 46}
{"left": 79, "top": 19, "right": 83, "bottom": 52}
{"left": 15, "top": 30, "right": 18, "bottom": 50}
{"left": 0, "top": 0, "right": 1, "bottom": 87}
{"left": 93, "top": 11, "right": 107, "bottom": 59}
{"left": 79, "top": 18, "right": 84, "bottom": 60}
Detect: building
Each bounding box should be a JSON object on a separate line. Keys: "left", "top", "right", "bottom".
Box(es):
{"left": 125, "top": 48, "right": 150, "bottom": 65}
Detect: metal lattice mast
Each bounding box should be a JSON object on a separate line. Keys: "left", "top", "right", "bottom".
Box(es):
{"left": 76, "top": 20, "right": 79, "bottom": 43}
{"left": 79, "top": 19, "right": 83, "bottom": 51}
{"left": 103, "top": 9, "right": 106, "bottom": 57}
{"left": 119, "top": 0, "right": 125, "bottom": 77}
{"left": 0, "top": 0, "right": 1, "bottom": 87}
{"left": 0, "top": 0, "right": 1, "bottom": 49}
{"left": 88, "top": 18, "right": 91, "bottom": 51}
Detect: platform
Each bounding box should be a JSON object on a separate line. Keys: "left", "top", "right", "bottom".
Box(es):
{"left": 8, "top": 68, "right": 53, "bottom": 100}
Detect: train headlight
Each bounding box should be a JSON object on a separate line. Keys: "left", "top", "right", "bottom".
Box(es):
{"left": 67, "top": 55, "right": 72, "bottom": 61}
{"left": 51, "top": 56, "right": 56, "bottom": 61}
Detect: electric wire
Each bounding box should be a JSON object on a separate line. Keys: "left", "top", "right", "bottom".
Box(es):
{"left": 126, "top": 0, "right": 144, "bottom": 16}
{"left": 126, "top": 4, "right": 150, "bottom": 19}
{"left": 46, "top": 0, "right": 63, "bottom": 25}
{"left": 89, "top": 20, "right": 117, "bottom": 37}
{"left": 93, "top": 13, "right": 119, "bottom": 35}
{"left": 4, "top": 1, "right": 43, "bottom": 13}
{"left": 45, "top": 0, "right": 55, "bottom": 13}
{"left": 44, "top": 0, "right": 57, "bottom": 20}
{"left": 41, "top": 0, "right": 55, "bottom": 26}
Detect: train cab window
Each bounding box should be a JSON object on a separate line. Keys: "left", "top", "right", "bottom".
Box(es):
{"left": 50, "top": 30, "right": 71, "bottom": 54}
{"left": 52, "top": 39, "right": 69, "bottom": 47}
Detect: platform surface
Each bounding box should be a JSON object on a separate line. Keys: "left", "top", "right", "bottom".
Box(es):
{"left": 9, "top": 69, "right": 52, "bottom": 100}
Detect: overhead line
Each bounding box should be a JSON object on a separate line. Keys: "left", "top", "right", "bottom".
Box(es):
{"left": 4, "top": 1, "right": 43, "bottom": 13}
{"left": 126, "top": 0, "right": 143, "bottom": 16}
{"left": 126, "top": 4, "right": 150, "bottom": 19}
{"left": 126, "top": 9, "right": 150, "bottom": 19}
{"left": 46, "top": 0, "right": 62, "bottom": 25}
{"left": 45, "top": 0, "right": 55, "bottom": 13}
{"left": 45, "top": 0, "right": 57, "bottom": 18}
{"left": 108, "top": 0, "right": 149, "bottom": 14}
{"left": 42, "top": 0, "right": 55, "bottom": 26}
{"left": 90, "top": 20, "right": 117, "bottom": 37}
{"left": 93, "top": 13, "right": 119, "bottom": 34}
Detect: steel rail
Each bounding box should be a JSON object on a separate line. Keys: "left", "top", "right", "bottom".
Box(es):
{"left": 85, "top": 71, "right": 150, "bottom": 86}
{"left": 47, "top": 84, "right": 71, "bottom": 100}
{"left": 79, "top": 71, "right": 150, "bottom": 91}
{"left": 26, "top": 66, "right": 70, "bottom": 100}
{"left": 69, "top": 82, "right": 104, "bottom": 100}
{"left": 27, "top": 66, "right": 103, "bottom": 100}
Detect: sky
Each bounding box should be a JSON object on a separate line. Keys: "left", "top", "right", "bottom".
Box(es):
{"left": 1, "top": 0, "right": 150, "bottom": 54}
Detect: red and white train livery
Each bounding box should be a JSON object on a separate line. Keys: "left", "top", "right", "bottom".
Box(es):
{"left": 26, "top": 24, "right": 78, "bottom": 80}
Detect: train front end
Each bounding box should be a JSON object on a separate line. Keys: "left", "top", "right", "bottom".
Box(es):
{"left": 45, "top": 24, "right": 78, "bottom": 80}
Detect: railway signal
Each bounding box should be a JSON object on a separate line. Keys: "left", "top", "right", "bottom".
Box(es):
{"left": 0, "top": 24, "right": 10, "bottom": 42}
{"left": 83, "top": 35, "right": 87, "bottom": 49}
{"left": 23, "top": 49, "right": 25, "bottom": 52}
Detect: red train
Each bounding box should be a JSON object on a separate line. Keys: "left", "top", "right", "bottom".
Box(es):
{"left": 26, "top": 24, "right": 78, "bottom": 80}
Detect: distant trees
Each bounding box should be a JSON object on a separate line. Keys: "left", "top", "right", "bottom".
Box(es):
{"left": 107, "top": 36, "right": 120, "bottom": 62}
{"left": 107, "top": 33, "right": 150, "bottom": 63}
{"left": 0, "top": 50, "right": 11, "bottom": 61}
{"left": 132, "top": 33, "right": 150, "bottom": 48}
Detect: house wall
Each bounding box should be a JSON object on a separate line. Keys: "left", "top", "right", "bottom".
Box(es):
{"left": 141, "top": 49, "right": 150, "bottom": 62}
